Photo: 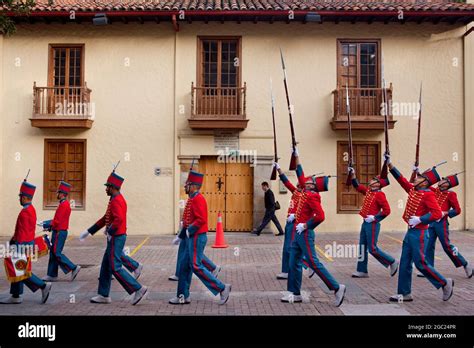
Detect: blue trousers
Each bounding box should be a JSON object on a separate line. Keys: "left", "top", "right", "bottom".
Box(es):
{"left": 174, "top": 237, "right": 216, "bottom": 277}
{"left": 426, "top": 219, "right": 467, "bottom": 268}
{"left": 397, "top": 228, "right": 447, "bottom": 296}
{"left": 356, "top": 221, "right": 395, "bottom": 273}
{"left": 47, "top": 230, "right": 77, "bottom": 277}
{"left": 122, "top": 253, "right": 139, "bottom": 273}
{"left": 281, "top": 221, "right": 294, "bottom": 273}
{"left": 177, "top": 233, "right": 225, "bottom": 298}
{"left": 10, "top": 242, "right": 45, "bottom": 297}
{"left": 288, "top": 229, "right": 340, "bottom": 295}
{"left": 98, "top": 235, "right": 142, "bottom": 296}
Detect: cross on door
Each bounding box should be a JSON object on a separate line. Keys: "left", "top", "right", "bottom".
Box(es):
{"left": 216, "top": 177, "right": 224, "bottom": 192}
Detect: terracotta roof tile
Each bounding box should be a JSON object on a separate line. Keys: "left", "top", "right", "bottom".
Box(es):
{"left": 2, "top": 0, "right": 474, "bottom": 13}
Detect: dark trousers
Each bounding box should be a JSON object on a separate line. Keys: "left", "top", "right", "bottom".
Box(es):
{"left": 256, "top": 209, "right": 284, "bottom": 235}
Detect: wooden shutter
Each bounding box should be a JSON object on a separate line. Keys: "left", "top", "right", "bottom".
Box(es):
{"left": 44, "top": 139, "right": 86, "bottom": 209}
{"left": 337, "top": 141, "right": 380, "bottom": 213}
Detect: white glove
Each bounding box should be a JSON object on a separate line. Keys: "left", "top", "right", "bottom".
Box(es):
{"left": 413, "top": 165, "right": 420, "bottom": 173}
{"left": 364, "top": 215, "right": 375, "bottom": 223}
{"left": 106, "top": 233, "right": 112, "bottom": 242}
{"left": 293, "top": 147, "right": 299, "bottom": 157}
{"left": 36, "top": 220, "right": 44, "bottom": 227}
{"left": 179, "top": 221, "right": 183, "bottom": 229}
{"left": 384, "top": 153, "right": 391, "bottom": 164}
{"left": 79, "top": 230, "right": 90, "bottom": 241}
{"left": 287, "top": 214, "right": 295, "bottom": 223}
{"left": 296, "top": 223, "right": 306, "bottom": 234}
{"left": 186, "top": 229, "right": 190, "bottom": 238}
{"left": 408, "top": 216, "right": 422, "bottom": 228}
{"left": 172, "top": 236, "right": 181, "bottom": 245}
{"left": 273, "top": 162, "right": 281, "bottom": 170}
{"left": 348, "top": 167, "right": 355, "bottom": 175}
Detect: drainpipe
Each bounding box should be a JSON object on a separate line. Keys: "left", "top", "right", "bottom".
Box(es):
{"left": 463, "top": 23, "right": 473, "bottom": 230}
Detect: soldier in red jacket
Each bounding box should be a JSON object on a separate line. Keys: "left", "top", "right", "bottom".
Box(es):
{"left": 0, "top": 179, "right": 52, "bottom": 304}
{"left": 423, "top": 173, "right": 472, "bottom": 278}
{"left": 169, "top": 170, "right": 231, "bottom": 305}
{"left": 387, "top": 155, "right": 454, "bottom": 302}
{"left": 80, "top": 171, "right": 148, "bottom": 305}
{"left": 282, "top": 155, "right": 346, "bottom": 307}
{"left": 40, "top": 181, "right": 81, "bottom": 282}
{"left": 348, "top": 168, "right": 399, "bottom": 278}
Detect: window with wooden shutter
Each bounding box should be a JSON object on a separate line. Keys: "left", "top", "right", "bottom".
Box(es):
{"left": 44, "top": 139, "right": 86, "bottom": 210}
{"left": 337, "top": 141, "right": 380, "bottom": 213}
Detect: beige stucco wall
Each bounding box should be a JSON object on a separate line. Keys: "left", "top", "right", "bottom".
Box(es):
{"left": 1, "top": 24, "right": 176, "bottom": 236}
{"left": 464, "top": 23, "right": 474, "bottom": 230}
{"left": 0, "top": 21, "right": 469, "bottom": 235}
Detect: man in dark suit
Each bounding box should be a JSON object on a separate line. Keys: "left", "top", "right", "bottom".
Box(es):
{"left": 252, "top": 182, "right": 284, "bottom": 236}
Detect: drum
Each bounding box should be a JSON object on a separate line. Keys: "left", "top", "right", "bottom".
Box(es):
{"left": 3, "top": 253, "right": 32, "bottom": 283}
{"left": 34, "top": 234, "right": 51, "bottom": 258}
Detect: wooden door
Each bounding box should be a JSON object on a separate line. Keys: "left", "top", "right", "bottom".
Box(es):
{"left": 225, "top": 162, "right": 253, "bottom": 231}
{"left": 199, "top": 157, "right": 253, "bottom": 232}
{"left": 199, "top": 158, "right": 226, "bottom": 231}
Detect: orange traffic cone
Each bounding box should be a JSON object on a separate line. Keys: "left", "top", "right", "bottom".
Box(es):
{"left": 212, "top": 212, "right": 228, "bottom": 248}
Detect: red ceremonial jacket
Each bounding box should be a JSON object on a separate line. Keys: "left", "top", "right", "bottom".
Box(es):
{"left": 13, "top": 203, "right": 37, "bottom": 243}
{"left": 183, "top": 191, "right": 208, "bottom": 236}
{"left": 88, "top": 193, "right": 127, "bottom": 236}
{"left": 431, "top": 187, "right": 461, "bottom": 220}
{"left": 352, "top": 179, "right": 391, "bottom": 222}
{"left": 44, "top": 199, "right": 71, "bottom": 231}
{"left": 279, "top": 173, "right": 302, "bottom": 216}
{"left": 295, "top": 190, "right": 325, "bottom": 230}
{"left": 390, "top": 166, "right": 442, "bottom": 229}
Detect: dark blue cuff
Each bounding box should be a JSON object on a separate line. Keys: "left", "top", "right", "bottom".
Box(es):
{"left": 296, "top": 164, "right": 304, "bottom": 177}
{"left": 106, "top": 226, "right": 117, "bottom": 235}
{"left": 390, "top": 167, "right": 402, "bottom": 179}
{"left": 420, "top": 213, "right": 432, "bottom": 224}
{"left": 42, "top": 220, "right": 52, "bottom": 230}
{"left": 279, "top": 173, "right": 289, "bottom": 183}
{"left": 374, "top": 213, "right": 386, "bottom": 222}
{"left": 448, "top": 209, "right": 459, "bottom": 218}
{"left": 187, "top": 224, "right": 198, "bottom": 235}
{"left": 306, "top": 218, "right": 320, "bottom": 230}
{"left": 88, "top": 224, "right": 102, "bottom": 235}
{"left": 352, "top": 178, "right": 359, "bottom": 188}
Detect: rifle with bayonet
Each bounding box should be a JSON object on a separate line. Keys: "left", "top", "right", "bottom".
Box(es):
{"left": 279, "top": 49, "right": 298, "bottom": 171}
{"left": 380, "top": 57, "right": 390, "bottom": 179}
{"left": 410, "top": 82, "right": 423, "bottom": 183}
{"left": 270, "top": 78, "right": 279, "bottom": 180}
{"left": 345, "top": 84, "right": 354, "bottom": 187}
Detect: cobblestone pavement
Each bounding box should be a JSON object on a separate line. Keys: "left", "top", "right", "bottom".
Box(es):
{"left": 1, "top": 230, "right": 473, "bottom": 316}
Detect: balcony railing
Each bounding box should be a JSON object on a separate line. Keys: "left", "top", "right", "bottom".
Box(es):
{"left": 31, "top": 82, "right": 94, "bottom": 128}
{"left": 189, "top": 82, "right": 249, "bottom": 130}
{"left": 331, "top": 85, "right": 396, "bottom": 130}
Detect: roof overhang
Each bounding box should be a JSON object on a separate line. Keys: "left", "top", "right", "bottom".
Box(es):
{"left": 6, "top": 10, "right": 474, "bottom": 25}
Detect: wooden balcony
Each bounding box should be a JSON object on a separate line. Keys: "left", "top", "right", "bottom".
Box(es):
{"left": 30, "top": 82, "right": 94, "bottom": 129}
{"left": 189, "top": 82, "right": 249, "bottom": 130}
{"left": 331, "top": 85, "right": 396, "bottom": 131}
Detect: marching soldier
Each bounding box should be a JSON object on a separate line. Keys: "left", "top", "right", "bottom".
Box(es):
{"left": 273, "top": 149, "right": 312, "bottom": 280}
{"left": 169, "top": 170, "right": 231, "bottom": 305}
{"left": 348, "top": 168, "right": 399, "bottom": 278}
{"left": 282, "top": 155, "right": 346, "bottom": 307}
{"left": 79, "top": 170, "right": 148, "bottom": 305}
{"left": 40, "top": 181, "right": 81, "bottom": 282}
{"left": 387, "top": 155, "right": 454, "bottom": 302}
{"left": 0, "top": 178, "right": 52, "bottom": 304}
{"left": 422, "top": 173, "right": 472, "bottom": 278}
{"left": 169, "top": 231, "right": 221, "bottom": 281}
